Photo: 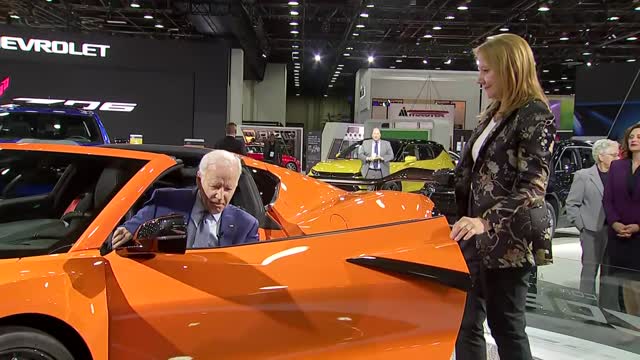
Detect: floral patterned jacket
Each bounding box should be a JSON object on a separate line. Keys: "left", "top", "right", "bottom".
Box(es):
{"left": 455, "top": 99, "right": 556, "bottom": 269}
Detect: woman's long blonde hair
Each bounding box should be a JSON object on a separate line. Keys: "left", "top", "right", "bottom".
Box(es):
{"left": 474, "top": 33, "right": 548, "bottom": 120}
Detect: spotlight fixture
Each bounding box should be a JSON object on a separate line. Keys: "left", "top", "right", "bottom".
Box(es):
{"left": 353, "top": 33, "right": 360, "bottom": 36}
{"left": 288, "top": 1, "right": 299, "bottom": 5}
{"left": 292, "top": 44, "right": 299, "bottom": 49}
{"left": 144, "top": 14, "right": 153, "bottom": 19}
{"left": 627, "top": 37, "right": 638, "bottom": 41}
{"left": 329, "top": 84, "right": 334, "bottom": 88}
{"left": 582, "top": 52, "right": 592, "bottom": 55}
{"left": 538, "top": 4, "right": 550, "bottom": 12}
{"left": 636, "top": 6, "right": 640, "bottom": 11}
{"left": 390, "top": 66, "right": 396, "bottom": 69}
{"left": 607, "top": 16, "right": 620, "bottom": 21}
{"left": 423, "top": 34, "right": 433, "bottom": 38}
{"left": 566, "top": 86, "right": 572, "bottom": 89}
{"left": 423, "top": 59, "right": 428, "bottom": 64}
{"left": 396, "top": 59, "right": 403, "bottom": 63}
{"left": 290, "top": 30, "right": 299, "bottom": 34}
{"left": 367, "top": 4, "right": 374, "bottom": 8}
{"left": 549, "top": 80, "right": 556, "bottom": 83}
{"left": 561, "top": 76, "right": 568, "bottom": 80}
{"left": 445, "top": 15, "right": 455, "bottom": 20}
{"left": 346, "top": 47, "right": 354, "bottom": 50}
{"left": 262, "top": 53, "right": 267, "bottom": 58}
{"left": 314, "top": 54, "right": 321, "bottom": 62}
{"left": 130, "top": 0, "right": 140, "bottom": 8}
{"left": 343, "top": 53, "right": 351, "bottom": 57}
{"left": 9, "top": 13, "right": 20, "bottom": 19}
{"left": 356, "top": 24, "right": 365, "bottom": 28}
{"left": 542, "top": 69, "right": 550, "bottom": 73}
{"left": 627, "top": 59, "right": 637, "bottom": 62}
{"left": 154, "top": 23, "right": 164, "bottom": 28}
{"left": 559, "top": 36, "right": 569, "bottom": 41}
{"left": 368, "top": 56, "right": 374, "bottom": 63}
{"left": 360, "top": 12, "right": 369, "bottom": 18}
{"left": 500, "top": 27, "right": 509, "bottom": 32}
{"left": 587, "top": 62, "right": 592, "bottom": 66}
{"left": 444, "top": 58, "right": 452, "bottom": 65}
{"left": 292, "top": 51, "right": 299, "bottom": 55}
{"left": 433, "top": 25, "right": 442, "bottom": 30}
{"left": 290, "top": 21, "right": 299, "bottom": 26}
{"left": 290, "top": 10, "right": 299, "bottom": 16}
{"left": 296, "top": 93, "right": 300, "bottom": 96}
{"left": 457, "top": 5, "right": 469, "bottom": 10}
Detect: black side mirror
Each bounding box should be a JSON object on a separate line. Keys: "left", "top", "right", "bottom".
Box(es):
{"left": 116, "top": 215, "right": 187, "bottom": 257}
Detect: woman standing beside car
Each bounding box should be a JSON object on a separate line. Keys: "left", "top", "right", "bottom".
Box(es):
{"left": 603, "top": 123, "right": 640, "bottom": 316}
{"left": 452, "top": 33, "right": 556, "bottom": 360}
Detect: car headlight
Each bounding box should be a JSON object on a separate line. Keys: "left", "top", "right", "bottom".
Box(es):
{"left": 309, "top": 169, "right": 319, "bottom": 176}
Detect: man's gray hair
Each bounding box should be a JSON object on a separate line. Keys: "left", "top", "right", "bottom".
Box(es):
{"left": 592, "top": 139, "right": 619, "bottom": 162}
{"left": 198, "top": 150, "right": 242, "bottom": 176}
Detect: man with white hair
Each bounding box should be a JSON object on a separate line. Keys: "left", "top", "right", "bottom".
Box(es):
{"left": 111, "top": 150, "right": 259, "bottom": 249}
{"left": 566, "top": 139, "right": 620, "bottom": 295}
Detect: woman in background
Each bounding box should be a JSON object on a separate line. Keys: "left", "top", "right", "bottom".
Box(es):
{"left": 452, "top": 33, "right": 555, "bottom": 360}
{"left": 603, "top": 124, "right": 640, "bottom": 316}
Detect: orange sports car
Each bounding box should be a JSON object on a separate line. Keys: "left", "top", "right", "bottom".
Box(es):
{"left": 0, "top": 143, "right": 468, "bottom": 360}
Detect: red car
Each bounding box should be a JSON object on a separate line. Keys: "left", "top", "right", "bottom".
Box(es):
{"left": 247, "top": 144, "right": 301, "bottom": 171}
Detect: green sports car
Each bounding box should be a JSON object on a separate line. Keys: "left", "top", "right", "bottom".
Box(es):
{"left": 309, "top": 139, "right": 455, "bottom": 192}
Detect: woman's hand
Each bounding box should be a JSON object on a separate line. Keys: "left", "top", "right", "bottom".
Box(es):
{"left": 451, "top": 217, "right": 490, "bottom": 242}
{"left": 612, "top": 222, "right": 627, "bottom": 235}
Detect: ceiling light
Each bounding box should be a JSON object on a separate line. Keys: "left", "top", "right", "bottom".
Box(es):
{"left": 538, "top": 4, "right": 550, "bottom": 12}
{"left": 343, "top": 53, "right": 351, "bottom": 57}
{"left": 445, "top": 15, "right": 455, "bottom": 20}
{"left": 338, "top": 64, "right": 344, "bottom": 67}
{"left": 293, "top": 56, "right": 300, "bottom": 60}
{"left": 296, "top": 93, "right": 300, "bottom": 96}
{"left": 435, "top": 67, "right": 441, "bottom": 70}
{"left": 356, "top": 24, "right": 365, "bottom": 29}
{"left": 554, "top": 89, "right": 559, "bottom": 92}
{"left": 107, "top": 20, "right": 127, "bottom": 24}
{"left": 561, "top": 76, "right": 567, "bottom": 80}
{"left": 290, "top": 30, "right": 299, "bottom": 34}
{"left": 290, "top": 21, "right": 299, "bottom": 26}
{"left": 423, "top": 59, "right": 428, "bottom": 64}
{"left": 329, "top": 84, "right": 334, "bottom": 88}
{"left": 353, "top": 33, "right": 360, "bottom": 36}
{"left": 565, "top": 58, "right": 574, "bottom": 62}
{"left": 290, "top": 10, "right": 299, "bottom": 16}
{"left": 549, "top": 80, "right": 556, "bottom": 83}
{"left": 396, "top": 59, "right": 403, "bottom": 63}
{"left": 457, "top": 5, "right": 469, "bottom": 10}
{"left": 360, "top": 12, "right": 369, "bottom": 18}
{"left": 559, "top": 36, "right": 569, "bottom": 41}
{"left": 346, "top": 47, "right": 354, "bottom": 50}
{"left": 607, "top": 16, "right": 619, "bottom": 21}
{"left": 130, "top": 0, "right": 140, "bottom": 8}
{"left": 144, "top": 15, "right": 154, "bottom": 19}
{"left": 324, "top": 95, "right": 328, "bottom": 97}
{"left": 331, "top": 80, "right": 336, "bottom": 83}
{"left": 292, "top": 45, "right": 299, "bottom": 49}
{"left": 587, "top": 61, "right": 592, "bottom": 66}
{"left": 545, "top": 91, "right": 550, "bottom": 94}
{"left": 500, "top": 27, "right": 509, "bottom": 32}
{"left": 154, "top": 23, "right": 164, "bottom": 28}
{"left": 292, "top": 51, "right": 299, "bottom": 55}
{"left": 582, "top": 52, "right": 592, "bottom": 55}
{"left": 627, "top": 37, "right": 638, "bottom": 41}
{"left": 314, "top": 54, "right": 321, "bottom": 62}
{"left": 390, "top": 66, "right": 396, "bottom": 69}
{"left": 566, "top": 86, "right": 572, "bottom": 89}
{"left": 628, "top": 59, "right": 637, "bottom": 62}
{"left": 542, "top": 69, "right": 549, "bottom": 73}
{"left": 288, "top": 1, "right": 299, "bottom": 5}
{"left": 636, "top": 6, "right": 640, "bottom": 11}
{"left": 444, "top": 58, "right": 452, "bottom": 65}
{"left": 9, "top": 14, "right": 20, "bottom": 19}
{"left": 262, "top": 53, "right": 267, "bottom": 58}
{"left": 295, "top": 65, "right": 301, "bottom": 69}
{"left": 368, "top": 56, "right": 374, "bottom": 63}
{"left": 367, "top": 4, "right": 374, "bottom": 8}
{"left": 433, "top": 25, "right": 442, "bottom": 30}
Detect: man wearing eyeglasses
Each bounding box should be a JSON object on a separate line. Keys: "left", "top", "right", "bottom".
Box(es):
{"left": 566, "top": 139, "right": 620, "bottom": 297}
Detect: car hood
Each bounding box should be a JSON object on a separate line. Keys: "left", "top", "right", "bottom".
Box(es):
{"left": 311, "top": 159, "right": 361, "bottom": 174}
{"left": 390, "top": 151, "right": 455, "bottom": 172}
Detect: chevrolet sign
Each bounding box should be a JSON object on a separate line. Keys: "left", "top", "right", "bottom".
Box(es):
{"left": 0, "top": 36, "right": 110, "bottom": 58}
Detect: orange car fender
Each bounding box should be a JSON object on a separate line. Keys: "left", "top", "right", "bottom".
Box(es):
{"left": 0, "top": 252, "right": 110, "bottom": 360}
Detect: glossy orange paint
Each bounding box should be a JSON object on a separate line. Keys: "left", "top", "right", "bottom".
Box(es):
{"left": 0, "top": 143, "right": 467, "bottom": 359}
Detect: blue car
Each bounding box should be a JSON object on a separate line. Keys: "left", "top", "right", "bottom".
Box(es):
{"left": 0, "top": 103, "right": 110, "bottom": 145}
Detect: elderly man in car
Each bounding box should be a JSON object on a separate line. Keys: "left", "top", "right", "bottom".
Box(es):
{"left": 111, "top": 150, "right": 259, "bottom": 249}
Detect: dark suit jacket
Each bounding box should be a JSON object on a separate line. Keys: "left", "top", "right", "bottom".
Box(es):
{"left": 455, "top": 99, "right": 556, "bottom": 269}
{"left": 214, "top": 136, "right": 247, "bottom": 155}
{"left": 123, "top": 188, "right": 259, "bottom": 248}
{"left": 603, "top": 159, "right": 640, "bottom": 272}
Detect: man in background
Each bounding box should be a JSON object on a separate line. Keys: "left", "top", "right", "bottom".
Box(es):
{"left": 357, "top": 128, "right": 394, "bottom": 180}
{"left": 215, "top": 122, "right": 247, "bottom": 155}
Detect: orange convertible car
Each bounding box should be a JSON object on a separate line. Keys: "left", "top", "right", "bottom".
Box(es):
{"left": 0, "top": 143, "right": 468, "bottom": 360}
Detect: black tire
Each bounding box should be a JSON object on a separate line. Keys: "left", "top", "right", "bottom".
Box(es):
{"left": 285, "top": 162, "right": 298, "bottom": 171}
{"left": 0, "top": 326, "right": 74, "bottom": 360}
{"left": 546, "top": 201, "right": 557, "bottom": 237}
{"left": 381, "top": 181, "right": 401, "bottom": 191}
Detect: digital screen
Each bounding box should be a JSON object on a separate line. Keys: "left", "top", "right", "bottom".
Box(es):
{"left": 574, "top": 63, "right": 640, "bottom": 140}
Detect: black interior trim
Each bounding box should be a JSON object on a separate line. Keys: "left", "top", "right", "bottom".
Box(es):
{"left": 346, "top": 255, "right": 471, "bottom": 292}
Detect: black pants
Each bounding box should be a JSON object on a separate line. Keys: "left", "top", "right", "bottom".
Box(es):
{"left": 455, "top": 265, "right": 533, "bottom": 360}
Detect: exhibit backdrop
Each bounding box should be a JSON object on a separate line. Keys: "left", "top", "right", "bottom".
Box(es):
{"left": 0, "top": 25, "right": 231, "bottom": 146}
{"left": 574, "top": 62, "right": 640, "bottom": 140}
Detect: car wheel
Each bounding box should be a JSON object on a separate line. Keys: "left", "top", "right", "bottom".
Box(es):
{"left": 285, "top": 162, "right": 298, "bottom": 171}
{"left": 546, "top": 201, "right": 557, "bottom": 237}
{"left": 381, "top": 181, "right": 401, "bottom": 191}
{"left": 0, "top": 326, "right": 74, "bottom": 360}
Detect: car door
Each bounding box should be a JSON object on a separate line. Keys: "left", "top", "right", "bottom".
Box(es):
{"left": 103, "top": 217, "right": 468, "bottom": 359}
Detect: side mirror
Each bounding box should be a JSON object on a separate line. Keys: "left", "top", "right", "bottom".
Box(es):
{"left": 405, "top": 156, "right": 417, "bottom": 163}
{"left": 116, "top": 215, "right": 187, "bottom": 257}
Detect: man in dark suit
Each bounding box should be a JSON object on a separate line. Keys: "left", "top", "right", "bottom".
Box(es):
{"left": 357, "top": 128, "right": 394, "bottom": 179}
{"left": 111, "top": 150, "right": 259, "bottom": 249}
{"left": 214, "top": 122, "right": 247, "bottom": 155}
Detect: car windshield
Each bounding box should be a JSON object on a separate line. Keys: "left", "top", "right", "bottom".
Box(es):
{"left": 336, "top": 140, "right": 405, "bottom": 160}
{"left": 0, "top": 111, "right": 102, "bottom": 143}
